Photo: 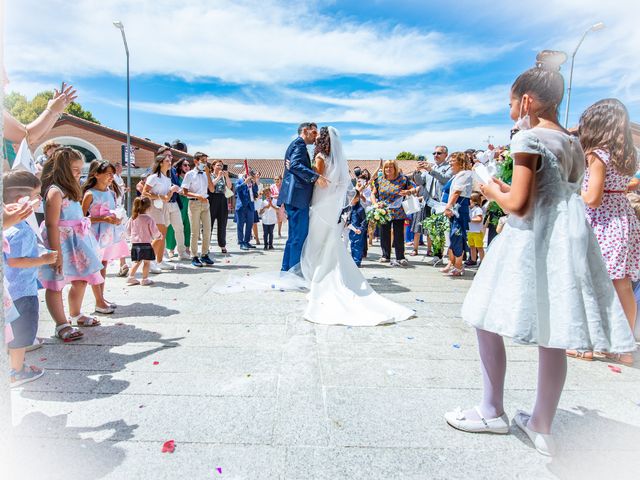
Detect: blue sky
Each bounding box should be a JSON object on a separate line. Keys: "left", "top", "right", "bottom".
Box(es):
{"left": 5, "top": 0, "right": 639, "bottom": 159}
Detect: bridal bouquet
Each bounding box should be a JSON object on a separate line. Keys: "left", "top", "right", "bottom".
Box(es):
{"left": 366, "top": 203, "right": 391, "bottom": 225}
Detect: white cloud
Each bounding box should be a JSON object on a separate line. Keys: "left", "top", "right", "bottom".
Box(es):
{"left": 5, "top": 0, "right": 510, "bottom": 84}
{"left": 133, "top": 84, "right": 508, "bottom": 125}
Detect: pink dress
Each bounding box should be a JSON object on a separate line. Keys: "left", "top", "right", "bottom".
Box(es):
{"left": 270, "top": 184, "right": 287, "bottom": 223}
{"left": 583, "top": 149, "right": 640, "bottom": 281}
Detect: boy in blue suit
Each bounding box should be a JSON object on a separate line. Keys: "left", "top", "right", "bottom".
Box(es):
{"left": 235, "top": 172, "right": 259, "bottom": 250}
{"left": 278, "top": 122, "right": 327, "bottom": 271}
{"left": 348, "top": 185, "right": 367, "bottom": 268}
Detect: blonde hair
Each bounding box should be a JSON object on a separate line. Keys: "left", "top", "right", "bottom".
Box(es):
{"left": 449, "top": 151, "right": 472, "bottom": 171}
{"left": 628, "top": 192, "right": 640, "bottom": 221}
{"left": 382, "top": 160, "right": 400, "bottom": 179}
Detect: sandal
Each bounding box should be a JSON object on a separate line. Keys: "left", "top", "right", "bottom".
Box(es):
{"left": 54, "top": 323, "right": 84, "bottom": 342}
{"left": 71, "top": 314, "right": 101, "bottom": 327}
{"left": 10, "top": 364, "right": 45, "bottom": 388}
{"left": 409, "top": 250, "right": 418, "bottom": 256}
{"left": 566, "top": 350, "right": 594, "bottom": 361}
{"left": 446, "top": 268, "right": 464, "bottom": 277}
{"left": 94, "top": 305, "right": 115, "bottom": 314}
{"left": 439, "top": 265, "right": 453, "bottom": 274}
{"left": 118, "top": 264, "right": 130, "bottom": 277}
{"left": 594, "top": 351, "right": 634, "bottom": 366}
{"left": 26, "top": 337, "right": 45, "bottom": 352}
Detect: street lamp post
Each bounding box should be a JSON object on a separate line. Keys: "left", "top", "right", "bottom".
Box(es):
{"left": 563, "top": 22, "right": 605, "bottom": 128}
{"left": 113, "top": 21, "right": 132, "bottom": 213}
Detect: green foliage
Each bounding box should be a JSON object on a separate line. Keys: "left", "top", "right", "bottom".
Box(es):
{"left": 422, "top": 213, "right": 449, "bottom": 256}
{"left": 3, "top": 90, "right": 100, "bottom": 124}
{"left": 486, "top": 201, "right": 505, "bottom": 226}
{"left": 395, "top": 151, "right": 417, "bottom": 160}
{"left": 498, "top": 150, "right": 513, "bottom": 185}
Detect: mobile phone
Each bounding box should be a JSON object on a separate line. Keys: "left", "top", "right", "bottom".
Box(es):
{"left": 222, "top": 164, "right": 228, "bottom": 171}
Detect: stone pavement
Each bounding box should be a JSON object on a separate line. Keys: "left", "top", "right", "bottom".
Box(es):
{"left": 6, "top": 225, "right": 640, "bottom": 479}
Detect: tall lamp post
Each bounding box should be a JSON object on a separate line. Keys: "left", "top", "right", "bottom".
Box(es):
{"left": 563, "top": 22, "right": 605, "bottom": 128}
{"left": 113, "top": 20, "right": 132, "bottom": 213}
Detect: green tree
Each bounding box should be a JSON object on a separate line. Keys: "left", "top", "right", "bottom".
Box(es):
{"left": 3, "top": 90, "right": 100, "bottom": 124}
{"left": 395, "top": 151, "right": 416, "bottom": 160}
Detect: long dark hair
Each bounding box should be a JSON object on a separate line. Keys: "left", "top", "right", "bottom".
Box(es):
{"left": 40, "top": 146, "right": 84, "bottom": 202}
{"left": 82, "top": 160, "right": 121, "bottom": 197}
{"left": 151, "top": 155, "right": 169, "bottom": 177}
{"left": 313, "top": 126, "right": 331, "bottom": 159}
{"left": 578, "top": 98, "right": 638, "bottom": 176}
{"left": 512, "top": 51, "right": 566, "bottom": 117}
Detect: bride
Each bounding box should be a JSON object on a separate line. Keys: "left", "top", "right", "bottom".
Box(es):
{"left": 296, "top": 126, "right": 414, "bottom": 326}
{"left": 214, "top": 126, "right": 414, "bottom": 326}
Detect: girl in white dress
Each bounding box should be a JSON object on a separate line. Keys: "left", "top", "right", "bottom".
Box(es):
{"left": 444, "top": 54, "right": 636, "bottom": 456}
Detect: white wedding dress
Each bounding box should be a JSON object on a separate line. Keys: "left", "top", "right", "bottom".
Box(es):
{"left": 213, "top": 127, "right": 414, "bottom": 326}
{"left": 297, "top": 127, "right": 415, "bottom": 325}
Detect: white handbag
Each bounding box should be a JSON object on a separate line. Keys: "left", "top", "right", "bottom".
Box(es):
{"left": 224, "top": 186, "right": 235, "bottom": 199}
{"left": 402, "top": 195, "right": 421, "bottom": 215}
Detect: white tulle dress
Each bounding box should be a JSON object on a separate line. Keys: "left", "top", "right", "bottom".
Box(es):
{"left": 462, "top": 128, "right": 636, "bottom": 353}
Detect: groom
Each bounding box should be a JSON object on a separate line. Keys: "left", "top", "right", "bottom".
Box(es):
{"left": 278, "top": 122, "right": 327, "bottom": 271}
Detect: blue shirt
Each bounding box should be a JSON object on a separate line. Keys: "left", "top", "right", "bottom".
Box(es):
{"left": 4, "top": 222, "right": 39, "bottom": 300}
{"left": 349, "top": 202, "right": 367, "bottom": 231}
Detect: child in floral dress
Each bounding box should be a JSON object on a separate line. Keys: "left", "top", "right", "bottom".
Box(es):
{"left": 40, "top": 147, "right": 105, "bottom": 340}
{"left": 82, "top": 160, "right": 129, "bottom": 314}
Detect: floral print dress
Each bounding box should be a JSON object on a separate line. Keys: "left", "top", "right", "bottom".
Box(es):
{"left": 39, "top": 186, "right": 105, "bottom": 291}
{"left": 88, "top": 188, "right": 129, "bottom": 262}
{"left": 374, "top": 173, "right": 416, "bottom": 221}
{"left": 583, "top": 149, "right": 640, "bottom": 281}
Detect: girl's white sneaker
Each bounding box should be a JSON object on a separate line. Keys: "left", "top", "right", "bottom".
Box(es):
{"left": 445, "top": 406, "right": 510, "bottom": 434}
{"left": 514, "top": 410, "right": 557, "bottom": 456}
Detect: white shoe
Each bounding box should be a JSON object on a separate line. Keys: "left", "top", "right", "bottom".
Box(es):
{"left": 159, "top": 261, "right": 175, "bottom": 271}
{"left": 179, "top": 252, "right": 191, "bottom": 261}
{"left": 444, "top": 407, "right": 510, "bottom": 434}
{"left": 514, "top": 410, "right": 557, "bottom": 456}
{"left": 149, "top": 262, "right": 162, "bottom": 274}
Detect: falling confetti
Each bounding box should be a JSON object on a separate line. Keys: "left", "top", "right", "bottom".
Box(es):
{"left": 452, "top": 343, "right": 461, "bottom": 349}
{"left": 216, "top": 467, "right": 222, "bottom": 474}
{"left": 608, "top": 365, "right": 622, "bottom": 374}
{"left": 153, "top": 361, "right": 160, "bottom": 365}
{"left": 161, "top": 440, "right": 175, "bottom": 453}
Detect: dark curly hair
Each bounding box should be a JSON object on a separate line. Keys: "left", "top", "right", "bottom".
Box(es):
{"left": 579, "top": 98, "right": 638, "bottom": 177}
{"left": 313, "top": 126, "right": 331, "bottom": 159}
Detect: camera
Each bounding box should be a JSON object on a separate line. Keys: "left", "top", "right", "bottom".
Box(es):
{"left": 222, "top": 164, "right": 228, "bottom": 171}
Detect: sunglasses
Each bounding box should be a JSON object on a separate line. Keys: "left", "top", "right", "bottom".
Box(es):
{"left": 433, "top": 152, "right": 445, "bottom": 156}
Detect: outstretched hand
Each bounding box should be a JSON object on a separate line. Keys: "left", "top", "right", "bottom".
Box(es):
{"left": 49, "top": 82, "right": 78, "bottom": 114}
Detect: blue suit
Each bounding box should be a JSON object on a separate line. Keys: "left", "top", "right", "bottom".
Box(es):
{"left": 279, "top": 136, "right": 319, "bottom": 271}
{"left": 235, "top": 179, "right": 258, "bottom": 246}
{"left": 348, "top": 202, "right": 367, "bottom": 267}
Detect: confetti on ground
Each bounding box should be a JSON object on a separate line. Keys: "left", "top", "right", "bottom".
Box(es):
{"left": 39, "top": 357, "right": 47, "bottom": 362}
{"left": 452, "top": 343, "right": 461, "bottom": 349}
{"left": 115, "top": 322, "right": 125, "bottom": 326}
{"left": 216, "top": 467, "right": 222, "bottom": 474}
{"left": 406, "top": 336, "right": 415, "bottom": 340}
{"left": 346, "top": 326, "right": 352, "bottom": 330}
{"left": 187, "top": 329, "right": 191, "bottom": 333}
{"left": 608, "top": 365, "right": 622, "bottom": 374}
{"left": 246, "top": 374, "right": 251, "bottom": 378}
{"left": 161, "top": 440, "right": 175, "bottom": 453}
{"left": 416, "top": 298, "right": 425, "bottom": 303}
{"left": 153, "top": 361, "right": 160, "bottom": 365}
{"left": 386, "top": 369, "right": 396, "bottom": 376}
{"left": 271, "top": 284, "right": 275, "bottom": 289}
{"left": 139, "top": 405, "right": 144, "bottom": 408}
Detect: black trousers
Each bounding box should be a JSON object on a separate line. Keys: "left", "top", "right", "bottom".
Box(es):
{"left": 208, "top": 193, "right": 228, "bottom": 247}
{"left": 263, "top": 224, "right": 275, "bottom": 247}
{"left": 380, "top": 219, "right": 406, "bottom": 260}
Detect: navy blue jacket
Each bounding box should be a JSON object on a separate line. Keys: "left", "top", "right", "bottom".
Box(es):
{"left": 235, "top": 179, "right": 259, "bottom": 211}
{"left": 169, "top": 167, "right": 183, "bottom": 209}
{"left": 349, "top": 201, "right": 367, "bottom": 232}
{"left": 277, "top": 136, "right": 319, "bottom": 209}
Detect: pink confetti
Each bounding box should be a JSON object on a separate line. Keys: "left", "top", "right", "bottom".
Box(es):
{"left": 216, "top": 467, "right": 222, "bottom": 474}
{"left": 153, "top": 361, "right": 160, "bottom": 365}
{"left": 608, "top": 365, "right": 622, "bottom": 374}
{"left": 161, "top": 440, "right": 175, "bottom": 453}
{"left": 39, "top": 357, "right": 47, "bottom": 362}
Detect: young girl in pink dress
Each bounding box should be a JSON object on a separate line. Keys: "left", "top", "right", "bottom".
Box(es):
{"left": 40, "top": 147, "right": 105, "bottom": 340}
{"left": 82, "top": 160, "right": 129, "bottom": 314}
{"left": 567, "top": 99, "right": 640, "bottom": 365}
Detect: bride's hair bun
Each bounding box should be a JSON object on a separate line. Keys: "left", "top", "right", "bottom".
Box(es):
{"left": 535, "top": 50, "right": 568, "bottom": 72}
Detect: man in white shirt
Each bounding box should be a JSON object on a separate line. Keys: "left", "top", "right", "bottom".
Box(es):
{"left": 181, "top": 152, "right": 215, "bottom": 267}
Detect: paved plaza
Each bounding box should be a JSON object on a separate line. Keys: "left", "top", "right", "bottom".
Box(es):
{"left": 6, "top": 226, "right": 640, "bottom": 479}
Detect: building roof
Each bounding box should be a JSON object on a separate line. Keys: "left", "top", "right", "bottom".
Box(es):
{"left": 55, "top": 114, "right": 193, "bottom": 159}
